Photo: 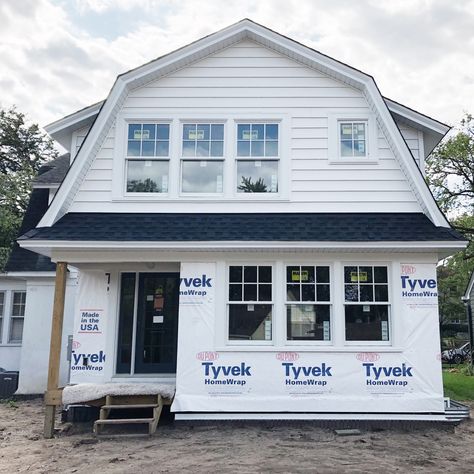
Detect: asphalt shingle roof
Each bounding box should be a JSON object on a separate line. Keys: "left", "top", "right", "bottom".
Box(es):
{"left": 21, "top": 212, "right": 464, "bottom": 242}
{"left": 5, "top": 189, "right": 56, "bottom": 272}
{"left": 33, "top": 153, "right": 70, "bottom": 185}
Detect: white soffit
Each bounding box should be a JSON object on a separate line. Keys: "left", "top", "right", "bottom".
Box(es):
{"left": 38, "top": 19, "right": 450, "bottom": 228}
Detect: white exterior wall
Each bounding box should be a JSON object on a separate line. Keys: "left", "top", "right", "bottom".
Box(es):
{"left": 69, "top": 40, "right": 421, "bottom": 214}
{"left": 70, "top": 126, "right": 90, "bottom": 161}
{"left": 16, "top": 276, "right": 77, "bottom": 394}
{"left": 397, "top": 122, "right": 424, "bottom": 172}
{"left": 0, "top": 278, "right": 26, "bottom": 372}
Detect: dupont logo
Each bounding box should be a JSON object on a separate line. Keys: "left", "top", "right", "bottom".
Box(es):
{"left": 72, "top": 340, "right": 81, "bottom": 350}
{"left": 196, "top": 351, "right": 219, "bottom": 361}
{"left": 401, "top": 265, "right": 417, "bottom": 275}
{"left": 356, "top": 352, "right": 380, "bottom": 362}
{"left": 276, "top": 352, "right": 299, "bottom": 362}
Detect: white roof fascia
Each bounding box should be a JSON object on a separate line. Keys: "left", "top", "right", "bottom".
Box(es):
{"left": 37, "top": 19, "right": 450, "bottom": 228}
{"left": 44, "top": 101, "right": 103, "bottom": 136}
{"left": 384, "top": 98, "right": 450, "bottom": 136}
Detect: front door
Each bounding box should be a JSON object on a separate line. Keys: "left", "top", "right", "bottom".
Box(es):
{"left": 134, "top": 273, "right": 180, "bottom": 373}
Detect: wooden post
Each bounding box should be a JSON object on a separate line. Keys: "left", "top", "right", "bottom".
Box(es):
{"left": 44, "top": 261, "right": 68, "bottom": 438}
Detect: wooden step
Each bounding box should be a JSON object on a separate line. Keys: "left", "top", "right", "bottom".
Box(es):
{"left": 101, "top": 404, "right": 159, "bottom": 410}
{"left": 95, "top": 418, "right": 154, "bottom": 425}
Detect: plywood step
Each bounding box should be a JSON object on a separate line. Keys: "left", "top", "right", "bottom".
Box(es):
{"left": 95, "top": 418, "right": 155, "bottom": 425}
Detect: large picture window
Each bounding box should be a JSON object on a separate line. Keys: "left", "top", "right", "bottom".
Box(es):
{"left": 181, "top": 123, "right": 224, "bottom": 193}
{"left": 344, "top": 265, "right": 390, "bottom": 342}
{"left": 126, "top": 123, "right": 170, "bottom": 193}
{"left": 236, "top": 123, "right": 279, "bottom": 193}
{"left": 286, "top": 266, "right": 331, "bottom": 341}
{"left": 228, "top": 265, "right": 273, "bottom": 341}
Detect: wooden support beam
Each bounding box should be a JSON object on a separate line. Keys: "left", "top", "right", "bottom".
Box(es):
{"left": 43, "top": 261, "right": 67, "bottom": 439}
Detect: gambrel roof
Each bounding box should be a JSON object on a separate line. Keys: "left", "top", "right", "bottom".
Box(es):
{"left": 40, "top": 18, "right": 449, "bottom": 228}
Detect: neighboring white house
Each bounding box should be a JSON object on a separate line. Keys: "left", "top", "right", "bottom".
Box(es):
{"left": 0, "top": 156, "right": 76, "bottom": 394}
{"left": 14, "top": 20, "right": 468, "bottom": 418}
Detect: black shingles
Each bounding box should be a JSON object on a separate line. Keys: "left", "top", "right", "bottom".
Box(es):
{"left": 5, "top": 189, "right": 56, "bottom": 272}
{"left": 23, "top": 213, "right": 464, "bottom": 243}
{"left": 33, "top": 153, "right": 70, "bottom": 185}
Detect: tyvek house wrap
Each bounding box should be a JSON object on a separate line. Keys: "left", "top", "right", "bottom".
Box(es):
{"left": 171, "top": 262, "right": 444, "bottom": 414}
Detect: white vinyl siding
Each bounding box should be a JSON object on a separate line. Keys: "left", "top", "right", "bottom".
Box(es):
{"left": 397, "top": 123, "right": 424, "bottom": 173}
{"left": 70, "top": 40, "right": 420, "bottom": 214}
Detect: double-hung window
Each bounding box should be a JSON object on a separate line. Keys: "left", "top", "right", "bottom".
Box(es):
{"left": 236, "top": 123, "right": 279, "bottom": 193}
{"left": 286, "top": 266, "right": 331, "bottom": 341}
{"left": 228, "top": 265, "right": 273, "bottom": 342}
{"left": 9, "top": 291, "right": 26, "bottom": 343}
{"left": 126, "top": 123, "right": 170, "bottom": 193}
{"left": 181, "top": 123, "right": 224, "bottom": 193}
{"left": 0, "top": 292, "right": 4, "bottom": 341}
{"left": 344, "top": 265, "right": 390, "bottom": 342}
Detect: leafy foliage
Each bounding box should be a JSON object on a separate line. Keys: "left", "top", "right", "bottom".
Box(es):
{"left": 237, "top": 176, "right": 268, "bottom": 193}
{"left": 426, "top": 113, "right": 474, "bottom": 215}
{"left": 0, "top": 107, "right": 58, "bottom": 270}
{"left": 426, "top": 114, "right": 474, "bottom": 324}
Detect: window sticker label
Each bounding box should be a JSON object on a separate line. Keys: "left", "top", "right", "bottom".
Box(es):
{"left": 341, "top": 124, "right": 352, "bottom": 135}
{"left": 162, "top": 175, "right": 168, "bottom": 192}
{"left": 363, "top": 305, "right": 370, "bottom": 312}
{"left": 243, "top": 130, "right": 259, "bottom": 140}
{"left": 265, "top": 320, "right": 272, "bottom": 340}
{"left": 358, "top": 142, "right": 365, "bottom": 153}
{"left": 291, "top": 270, "right": 309, "bottom": 282}
{"left": 188, "top": 130, "right": 205, "bottom": 140}
{"left": 351, "top": 271, "right": 367, "bottom": 282}
{"left": 381, "top": 321, "right": 388, "bottom": 341}
{"left": 247, "top": 304, "right": 254, "bottom": 312}
{"left": 134, "top": 129, "right": 150, "bottom": 140}
{"left": 323, "top": 320, "right": 330, "bottom": 340}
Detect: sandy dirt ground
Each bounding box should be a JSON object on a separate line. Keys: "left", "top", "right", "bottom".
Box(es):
{"left": 0, "top": 398, "right": 473, "bottom": 474}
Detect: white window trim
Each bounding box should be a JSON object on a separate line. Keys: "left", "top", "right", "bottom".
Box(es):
{"left": 8, "top": 290, "right": 26, "bottom": 345}
{"left": 342, "top": 263, "right": 392, "bottom": 347}
{"left": 0, "top": 291, "right": 4, "bottom": 344}
{"left": 284, "top": 263, "right": 333, "bottom": 347}
{"left": 328, "top": 112, "right": 378, "bottom": 164}
{"left": 112, "top": 113, "right": 289, "bottom": 202}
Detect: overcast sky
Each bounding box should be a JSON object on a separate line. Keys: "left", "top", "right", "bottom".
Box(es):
{"left": 1, "top": 0, "right": 473, "bottom": 129}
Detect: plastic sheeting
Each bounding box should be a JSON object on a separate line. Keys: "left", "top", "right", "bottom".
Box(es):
{"left": 172, "top": 262, "right": 444, "bottom": 414}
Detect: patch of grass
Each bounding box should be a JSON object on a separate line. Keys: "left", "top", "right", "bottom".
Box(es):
{"left": 0, "top": 398, "right": 18, "bottom": 408}
{"left": 443, "top": 368, "right": 474, "bottom": 401}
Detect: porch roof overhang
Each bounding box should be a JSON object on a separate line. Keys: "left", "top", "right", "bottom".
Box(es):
{"left": 18, "top": 213, "right": 467, "bottom": 261}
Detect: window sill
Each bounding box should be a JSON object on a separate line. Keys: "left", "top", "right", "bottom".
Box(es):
{"left": 215, "top": 346, "right": 403, "bottom": 353}
{"left": 328, "top": 158, "right": 378, "bottom": 165}
{"left": 0, "top": 343, "right": 22, "bottom": 347}
{"left": 112, "top": 196, "right": 289, "bottom": 202}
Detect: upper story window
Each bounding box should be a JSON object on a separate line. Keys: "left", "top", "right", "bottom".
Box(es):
{"left": 344, "top": 265, "right": 390, "bottom": 342}
{"left": 236, "top": 123, "right": 279, "bottom": 193}
{"left": 340, "top": 121, "right": 367, "bottom": 158}
{"left": 126, "top": 123, "right": 170, "bottom": 193}
{"left": 181, "top": 123, "right": 224, "bottom": 193}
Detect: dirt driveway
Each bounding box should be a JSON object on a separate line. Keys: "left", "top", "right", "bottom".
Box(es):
{"left": 0, "top": 398, "right": 473, "bottom": 473}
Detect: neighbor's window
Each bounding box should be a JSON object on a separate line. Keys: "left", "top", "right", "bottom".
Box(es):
{"left": 236, "top": 123, "right": 278, "bottom": 193}
{"left": 0, "top": 292, "right": 4, "bottom": 342}
{"left": 344, "top": 266, "right": 390, "bottom": 342}
{"left": 9, "top": 291, "right": 26, "bottom": 343}
{"left": 286, "top": 266, "right": 331, "bottom": 341}
{"left": 126, "top": 123, "right": 170, "bottom": 193}
{"left": 181, "top": 124, "right": 224, "bottom": 193}
{"left": 228, "top": 265, "right": 272, "bottom": 341}
{"left": 339, "top": 121, "right": 367, "bottom": 158}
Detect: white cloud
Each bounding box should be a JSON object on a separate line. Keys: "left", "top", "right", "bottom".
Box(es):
{"left": 0, "top": 0, "right": 473, "bottom": 129}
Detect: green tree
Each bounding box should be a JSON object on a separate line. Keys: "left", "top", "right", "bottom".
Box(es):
{"left": 0, "top": 107, "right": 58, "bottom": 269}
{"left": 237, "top": 176, "right": 268, "bottom": 193}
{"left": 426, "top": 113, "right": 474, "bottom": 324}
